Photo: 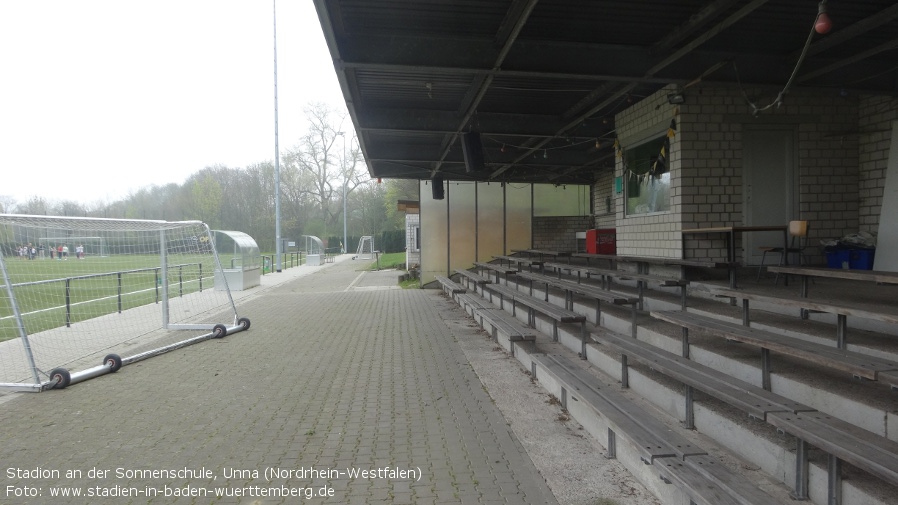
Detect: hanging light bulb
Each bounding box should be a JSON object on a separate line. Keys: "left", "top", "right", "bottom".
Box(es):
{"left": 595, "top": 139, "right": 601, "bottom": 149}
{"left": 815, "top": 0, "right": 832, "bottom": 34}
{"left": 543, "top": 149, "right": 548, "bottom": 159}
{"left": 500, "top": 144, "right": 506, "bottom": 153}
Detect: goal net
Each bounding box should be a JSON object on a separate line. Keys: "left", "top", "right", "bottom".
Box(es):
{"left": 39, "top": 236, "right": 108, "bottom": 257}
{"left": 355, "top": 236, "right": 374, "bottom": 260}
{"left": 0, "top": 214, "right": 250, "bottom": 392}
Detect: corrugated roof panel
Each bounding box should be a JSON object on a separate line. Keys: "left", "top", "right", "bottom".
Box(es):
{"left": 338, "top": 0, "right": 508, "bottom": 38}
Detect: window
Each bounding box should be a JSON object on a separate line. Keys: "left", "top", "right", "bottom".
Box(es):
{"left": 624, "top": 135, "right": 671, "bottom": 216}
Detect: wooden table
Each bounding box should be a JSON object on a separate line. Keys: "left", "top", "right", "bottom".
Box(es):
{"left": 767, "top": 266, "right": 898, "bottom": 318}
{"left": 511, "top": 249, "right": 572, "bottom": 262}
{"left": 681, "top": 225, "right": 788, "bottom": 288}
{"left": 766, "top": 266, "right": 898, "bottom": 285}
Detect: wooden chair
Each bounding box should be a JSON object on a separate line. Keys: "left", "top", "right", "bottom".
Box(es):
{"left": 756, "top": 220, "right": 810, "bottom": 283}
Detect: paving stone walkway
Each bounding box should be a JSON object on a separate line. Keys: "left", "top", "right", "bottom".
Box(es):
{"left": 0, "top": 258, "right": 558, "bottom": 504}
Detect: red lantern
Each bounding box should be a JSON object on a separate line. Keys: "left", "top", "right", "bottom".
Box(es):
{"left": 815, "top": 1, "right": 832, "bottom": 35}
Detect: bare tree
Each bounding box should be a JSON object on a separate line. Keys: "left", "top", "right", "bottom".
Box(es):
{"left": 282, "top": 103, "right": 366, "bottom": 238}
{"left": 13, "top": 196, "right": 50, "bottom": 215}
{"left": 0, "top": 195, "right": 14, "bottom": 214}
{"left": 54, "top": 200, "right": 88, "bottom": 217}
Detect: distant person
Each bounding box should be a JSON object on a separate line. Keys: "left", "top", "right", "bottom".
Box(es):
{"left": 62, "top": 245, "right": 69, "bottom": 260}
{"left": 57, "top": 244, "right": 64, "bottom": 260}
{"left": 38, "top": 244, "right": 45, "bottom": 259}
{"left": 49, "top": 246, "right": 55, "bottom": 260}
{"left": 76, "top": 244, "right": 84, "bottom": 259}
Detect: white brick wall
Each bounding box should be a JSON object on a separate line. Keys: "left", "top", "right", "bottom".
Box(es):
{"left": 858, "top": 95, "right": 897, "bottom": 236}
{"left": 593, "top": 170, "right": 615, "bottom": 228}
{"left": 605, "top": 85, "right": 873, "bottom": 262}
{"left": 614, "top": 86, "right": 682, "bottom": 258}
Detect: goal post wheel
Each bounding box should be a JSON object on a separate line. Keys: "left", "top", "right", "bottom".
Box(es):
{"left": 49, "top": 368, "right": 71, "bottom": 389}
{"left": 103, "top": 354, "right": 123, "bottom": 372}
{"left": 237, "top": 317, "right": 251, "bottom": 331}
{"left": 212, "top": 323, "right": 228, "bottom": 338}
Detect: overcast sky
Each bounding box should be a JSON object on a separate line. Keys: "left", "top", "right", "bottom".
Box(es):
{"left": 0, "top": 0, "right": 345, "bottom": 206}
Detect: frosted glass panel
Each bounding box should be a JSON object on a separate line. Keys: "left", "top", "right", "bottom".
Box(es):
{"left": 448, "top": 182, "right": 477, "bottom": 271}
{"left": 420, "top": 180, "right": 448, "bottom": 286}
{"left": 505, "top": 184, "right": 532, "bottom": 254}
{"left": 533, "top": 184, "right": 590, "bottom": 216}
{"left": 477, "top": 182, "right": 505, "bottom": 261}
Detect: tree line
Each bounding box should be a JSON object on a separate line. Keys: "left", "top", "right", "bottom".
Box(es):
{"left": 2, "top": 103, "right": 419, "bottom": 253}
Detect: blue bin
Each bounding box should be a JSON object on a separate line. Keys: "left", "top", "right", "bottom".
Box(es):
{"left": 825, "top": 249, "right": 850, "bottom": 269}
{"left": 848, "top": 249, "right": 875, "bottom": 270}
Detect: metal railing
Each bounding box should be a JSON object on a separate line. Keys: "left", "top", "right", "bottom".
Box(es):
{"left": 261, "top": 252, "right": 304, "bottom": 274}
{"left": 1, "top": 262, "right": 207, "bottom": 331}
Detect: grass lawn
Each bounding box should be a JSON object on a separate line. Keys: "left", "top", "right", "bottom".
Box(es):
{"left": 1, "top": 254, "right": 214, "bottom": 341}
{"left": 367, "top": 252, "right": 419, "bottom": 288}
{"left": 368, "top": 252, "right": 405, "bottom": 270}
{"left": 399, "top": 278, "right": 420, "bottom": 289}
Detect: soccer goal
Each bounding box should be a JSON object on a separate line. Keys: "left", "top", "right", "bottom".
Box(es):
{"left": 0, "top": 214, "right": 250, "bottom": 392}
{"left": 355, "top": 236, "right": 374, "bottom": 260}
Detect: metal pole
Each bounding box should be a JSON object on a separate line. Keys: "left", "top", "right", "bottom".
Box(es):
{"left": 338, "top": 131, "right": 347, "bottom": 255}
{"left": 0, "top": 251, "right": 41, "bottom": 385}
{"left": 160, "top": 230, "right": 170, "bottom": 328}
{"left": 273, "top": 0, "right": 282, "bottom": 273}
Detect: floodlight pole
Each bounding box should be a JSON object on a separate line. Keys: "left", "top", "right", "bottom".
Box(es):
{"left": 273, "top": 0, "right": 282, "bottom": 272}
{"left": 338, "top": 132, "right": 347, "bottom": 254}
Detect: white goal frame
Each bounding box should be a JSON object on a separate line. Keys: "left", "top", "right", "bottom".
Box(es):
{"left": 356, "top": 236, "right": 374, "bottom": 260}
{"left": 0, "top": 214, "right": 251, "bottom": 392}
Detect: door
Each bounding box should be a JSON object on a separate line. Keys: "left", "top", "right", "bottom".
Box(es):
{"left": 742, "top": 127, "right": 797, "bottom": 265}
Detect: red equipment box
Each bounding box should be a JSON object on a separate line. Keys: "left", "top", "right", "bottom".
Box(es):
{"left": 586, "top": 228, "right": 616, "bottom": 255}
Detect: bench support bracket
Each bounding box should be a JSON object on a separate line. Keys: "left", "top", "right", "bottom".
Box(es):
{"left": 681, "top": 327, "right": 690, "bottom": 358}
{"left": 621, "top": 354, "right": 629, "bottom": 388}
{"left": 791, "top": 438, "right": 810, "bottom": 501}
{"left": 836, "top": 314, "right": 847, "bottom": 349}
{"left": 761, "top": 348, "right": 772, "bottom": 391}
{"left": 605, "top": 428, "right": 617, "bottom": 459}
{"left": 581, "top": 323, "right": 588, "bottom": 360}
{"left": 683, "top": 385, "right": 695, "bottom": 430}
{"left": 828, "top": 454, "right": 842, "bottom": 505}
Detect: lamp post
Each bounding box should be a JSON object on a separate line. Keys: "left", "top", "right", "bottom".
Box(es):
{"left": 337, "top": 132, "right": 347, "bottom": 254}
{"left": 272, "top": 0, "right": 282, "bottom": 272}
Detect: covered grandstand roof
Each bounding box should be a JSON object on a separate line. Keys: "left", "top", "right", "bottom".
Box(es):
{"left": 314, "top": 0, "right": 898, "bottom": 184}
